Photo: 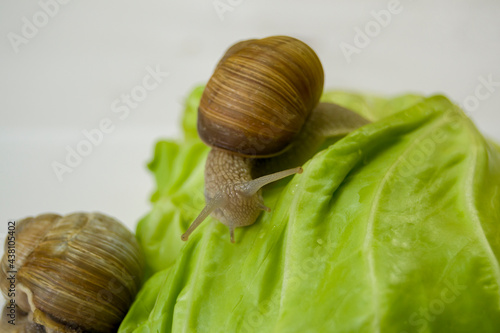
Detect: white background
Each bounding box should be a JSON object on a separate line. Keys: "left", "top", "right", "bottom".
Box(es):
{"left": 1, "top": 0, "right": 499, "bottom": 245}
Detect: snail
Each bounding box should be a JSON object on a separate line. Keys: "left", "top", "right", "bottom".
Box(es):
{"left": 0, "top": 212, "right": 143, "bottom": 333}
{"left": 181, "top": 36, "right": 370, "bottom": 243}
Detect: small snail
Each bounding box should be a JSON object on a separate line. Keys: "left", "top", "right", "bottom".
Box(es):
{"left": 0, "top": 212, "right": 143, "bottom": 333}
{"left": 181, "top": 36, "right": 370, "bottom": 243}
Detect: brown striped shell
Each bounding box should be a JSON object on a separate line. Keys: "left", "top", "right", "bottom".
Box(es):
{"left": 197, "top": 36, "right": 324, "bottom": 157}
{"left": 0, "top": 213, "right": 143, "bottom": 333}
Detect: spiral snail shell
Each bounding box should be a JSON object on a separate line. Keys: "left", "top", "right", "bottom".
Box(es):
{"left": 197, "top": 35, "right": 324, "bottom": 157}
{"left": 0, "top": 212, "right": 143, "bottom": 333}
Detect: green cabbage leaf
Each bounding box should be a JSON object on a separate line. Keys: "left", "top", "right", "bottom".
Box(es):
{"left": 120, "top": 87, "right": 500, "bottom": 333}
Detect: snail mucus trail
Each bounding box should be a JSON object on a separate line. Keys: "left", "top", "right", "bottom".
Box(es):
{"left": 181, "top": 36, "right": 370, "bottom": 243}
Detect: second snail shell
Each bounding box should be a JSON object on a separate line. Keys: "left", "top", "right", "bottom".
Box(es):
{"left": 0, "top": 212, "right": 143, "bottom": 333}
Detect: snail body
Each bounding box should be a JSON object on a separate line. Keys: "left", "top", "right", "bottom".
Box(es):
{"left": 181, "top": 36, "right": 370, "bottom": 243}
{"left": 0, "top": 213, "right": 143, "bottom": 333}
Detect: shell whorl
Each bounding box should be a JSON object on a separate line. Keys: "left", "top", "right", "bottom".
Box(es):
{"left": 198, "top": 35, "right": 324, "bottom": 157}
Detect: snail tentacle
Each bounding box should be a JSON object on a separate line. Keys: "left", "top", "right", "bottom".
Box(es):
{"left": 181, "top": 192, "right": 227, "bottom": 242}
{"left": 237, "top": 166, "right": 303, "bottom": 196}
